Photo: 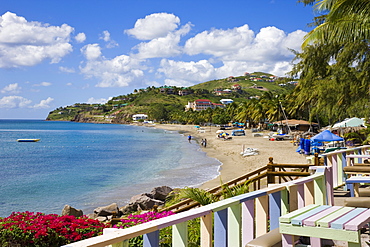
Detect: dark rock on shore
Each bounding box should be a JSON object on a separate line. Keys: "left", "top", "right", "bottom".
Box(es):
{"left": 61, "top": 186, "right": 174, "bottom": 221}
{"left": 94, "top": 203, "right": 120, "bottom": 217}
{"left": 119, "top": 186, "right": 173, "bottom": 215}
{"left": 61, "top": 205, "right": 83, "bottom": 217}
{"left": 151, "top": 186, "right": 173, "bottom": 201}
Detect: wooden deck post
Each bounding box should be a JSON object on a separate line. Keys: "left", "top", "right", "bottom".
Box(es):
{"left": 314, "top": 153, "right": 321, "bottom": 166}
{"left": 267, "top": 157, "right": 275, "bottom": 184}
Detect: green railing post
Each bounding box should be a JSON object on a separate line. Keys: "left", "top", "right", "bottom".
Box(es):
{"left": 173, "top": 221, "right": 188, "bottom": 247}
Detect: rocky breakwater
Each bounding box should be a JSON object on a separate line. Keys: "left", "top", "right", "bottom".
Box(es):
{"left": 61, "top": 186, "right": 173, "bottom": 222}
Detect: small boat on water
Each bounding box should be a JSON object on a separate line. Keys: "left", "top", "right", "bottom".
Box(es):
{"left": 17, "top": 139, "right": 40, "bottom": 142}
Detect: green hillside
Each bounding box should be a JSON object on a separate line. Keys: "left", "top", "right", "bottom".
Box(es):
{"left": 47, "top": 72, "right": 295, "bottom": 123}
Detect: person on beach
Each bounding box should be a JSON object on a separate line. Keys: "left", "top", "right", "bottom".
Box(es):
{"left": 188, "top": 135, "right": 192, "bottom": 143}
{"left": 204, "top": 138, "right": 207, "bottom": 148}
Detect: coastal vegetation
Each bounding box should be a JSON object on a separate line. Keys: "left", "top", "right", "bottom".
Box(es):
{"left": 47, "top": 72, "right": 300, "bottom": 125}
{"left": 0, "top": 212, "right": 106, "bottom": 246}
{"left": 290, "top": 0, "right": 370, "bottom": 123}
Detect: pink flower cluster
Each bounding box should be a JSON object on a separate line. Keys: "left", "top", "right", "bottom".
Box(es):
{"left": 0, "top": 211, "right": 107, "bottom": 246}
{"left": 113, "top": 211, "right": 175, "bottom": 229}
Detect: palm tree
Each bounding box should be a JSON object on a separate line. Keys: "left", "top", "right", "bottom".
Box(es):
{"left": 291, "top": 0, "right": 370, "bottom": 126}
{"left": 301, "top": 0, "right": 370, "bottom": 46}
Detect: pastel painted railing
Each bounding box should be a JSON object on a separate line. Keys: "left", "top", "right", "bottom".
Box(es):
{"left": 321, "top": 145, "right": 370, "bottom": 188}
{"left": 63, "top": 167, "right": 331, "bottom": 247}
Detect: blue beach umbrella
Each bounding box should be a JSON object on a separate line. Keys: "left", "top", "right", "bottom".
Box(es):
{"left": 311, "top": 130, "right": 343, "bottom": 142}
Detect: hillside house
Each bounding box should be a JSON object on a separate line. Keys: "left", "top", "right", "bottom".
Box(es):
{"left": 213, "top": 103, "right": 224, "bottom": 108}
{"left": 132, "top": 114, "right": 148, "bottom": 121}
{"left": 231, "top": 84, "right": 242, "bottom": 92}
{"left": 220, "top": 99, "right": 234, "bottom": 105}
{"left": 178, "top": 89, "right": 192, "bottom": 96}
{"left": 214, "top": 89, "right": 232, "bottom": 96}
{"left": 227, "top": 76, "right": 239, "bottom": 82}
{"left": 185, "top": 99, "right": 225, "bottom": 111}
{"left": 159, "top": 86, "right": 174, "bottom": 94}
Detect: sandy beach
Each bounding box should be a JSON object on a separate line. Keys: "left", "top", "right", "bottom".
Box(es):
{"left": 153, "top": 124, "right": 308, "bottom": 190}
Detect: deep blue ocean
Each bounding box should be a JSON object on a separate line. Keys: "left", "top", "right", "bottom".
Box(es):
{"left": 0, "top": 120, "right": 220, "bottom": 217}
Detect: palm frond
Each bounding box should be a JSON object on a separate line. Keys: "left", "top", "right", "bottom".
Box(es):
{"left": 180, "top": 187, "right": 217, "bottom": 206}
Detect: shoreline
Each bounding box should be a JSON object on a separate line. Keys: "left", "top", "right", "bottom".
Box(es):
{"left": 152, "top": 124, "right": 308, "bottom": 190}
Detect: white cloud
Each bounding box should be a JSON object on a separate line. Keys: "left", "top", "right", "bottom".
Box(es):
{"left": 0, "top": 12, "right": 74, "bottom": 68}
{"left": 81, "top": 43, "right": 102, "bottom": 60}
{"left": 33, "top": 81, "right": 52, "bottom": 87}
{"left": 32, "top": 97, "right": 54, "bottom": 109}
{"left": 158, "top": 59, "right": 217, "bottom": 86}
{"left": 86, "top": 97, "right": 109, "bottom": 104}
{"left": 75, "top": 32, "right": 86, "bottom": 43}
{"left": 223, "top": 26, "right": 305, "bottom": 62}
{"left": 59, "top": 66, "right": 75, "bottom": 73}
{"left": 100, "top": 30, "right": 111, "bottom": 42}
{"left": 0, "top": 96, "right": 32, "bottom": 108}
{"left": 80, "top": 45, "right": 145, "bottom": 87}
{"left": 99, "top": 30, "right": 118, "bottom": 48}
{"left": 125, "top": 13, "right": 180, "bottom": 40}
{"left": 1, "top": 83, "right": 21, "bottom": 94}
{"left": 184, "top": 24, "right": 255, "bottom": 57}
{"left": 134, "top": 24, "right": 191, "bottom": 59}
{"left": 182, "top": 25, "right": 306, "bottom": 77}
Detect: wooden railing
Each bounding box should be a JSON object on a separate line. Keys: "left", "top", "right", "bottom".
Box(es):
{"left": 321, "top": 145, "right": 370, "bottom": 188}
{"left": 63, "top": 161, "right": 328, "bottom": 247}
{"left": 162, "top": 158, "right": 313, "bottom": 214}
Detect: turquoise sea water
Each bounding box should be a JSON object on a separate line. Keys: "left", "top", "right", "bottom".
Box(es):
{"left": 0, "top": 120, "right": 220, "bottom": 217}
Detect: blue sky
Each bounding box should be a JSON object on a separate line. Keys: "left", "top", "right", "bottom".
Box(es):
{"left": 0, "top": 0, "right": 315, "bottom": 119}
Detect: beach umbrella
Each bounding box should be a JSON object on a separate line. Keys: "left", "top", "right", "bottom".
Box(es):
{"left": 216, "top": 130, "right": 225, "bottom": 134}
{"left": 311, "top": 130, "right": 343, "bottom": 142}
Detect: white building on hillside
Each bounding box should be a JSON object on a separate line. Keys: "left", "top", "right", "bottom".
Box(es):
{"left": 132, "top": 114, "right": 148, "bottom": 121}
{"left": 220, "top": 99, "right": 234, "bottom": 105}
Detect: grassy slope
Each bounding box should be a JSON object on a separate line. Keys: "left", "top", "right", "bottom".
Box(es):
{"left": 47, "top": 73, "right": 294, "bottom": 121}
